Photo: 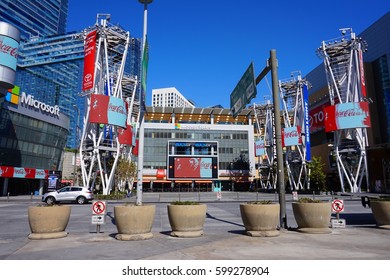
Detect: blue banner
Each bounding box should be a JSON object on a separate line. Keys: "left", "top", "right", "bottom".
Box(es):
{"left": 303, "top": 84, "right": 311, "bottom": 161}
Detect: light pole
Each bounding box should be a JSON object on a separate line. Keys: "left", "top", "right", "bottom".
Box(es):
{"left": 136, "top": 0, "right": 153, "bottom": 205}
{"left": 73, "top": 104, "right": 80, "bottom": 185}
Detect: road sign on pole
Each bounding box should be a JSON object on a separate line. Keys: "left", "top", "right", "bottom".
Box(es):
{"left": 230, "top": 62, "right": 257, "bottom": 118}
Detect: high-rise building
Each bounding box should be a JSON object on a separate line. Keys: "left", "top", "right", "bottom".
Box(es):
{"left": 0, "top": 0, "right": 68, "bottom": 41}
{"left": 152, "top": 87, "right": 195, "bottom": 108}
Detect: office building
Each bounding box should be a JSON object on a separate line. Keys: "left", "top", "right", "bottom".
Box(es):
{"left": 0, "top": 0, "right": 68, "bottom": 41}
{"left": 152, "top": 87, "right": 195, "bottom": 108}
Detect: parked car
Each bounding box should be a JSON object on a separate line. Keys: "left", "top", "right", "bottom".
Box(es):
{"left": 42, "top": 186, "right": 94, "bottom": 205}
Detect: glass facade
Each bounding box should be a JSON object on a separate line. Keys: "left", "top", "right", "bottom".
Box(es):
{"left": 0, "top": 0, "right": 68, "bottom": 41}
{"left": 0, "top": 100, "right": 68, "bottom": 170}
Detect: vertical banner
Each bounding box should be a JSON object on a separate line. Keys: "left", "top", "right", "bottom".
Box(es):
{"left": 359, "top": 49, "right": 367, "bottom": 97}
{"left": 82, "top": 29, "right": 97, "bottom": 91}
{"left": 89, "top": 94, "right": 109, "bottom": 124}
{"left": 282, "top": 126, "right": 302, "bottom": 147}
{"left": 324, "top": 102, "right": 371, "bottom": 132}
{"left": 303, "top": 84, "right": 311, "bottom": 161}
{"left": 118, "top": 125, "right": 133, "bottom": 145}
{"left": 255, "top": 139, "right": 266, "bottom": 156}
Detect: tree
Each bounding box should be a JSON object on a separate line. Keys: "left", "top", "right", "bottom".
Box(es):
{"left": 115, "top": 158, "right": 137, "bottom": 192}
{"left": 307, "top": 156, "right": 326, "bottom": 191}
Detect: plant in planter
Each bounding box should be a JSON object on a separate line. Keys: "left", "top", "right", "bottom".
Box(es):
{"left": 114, "top": 203, "right": 156, "bottom": 241}
{"left": 28, "top": 204, "right": 71, "bottom": 240}
{"left": 240, "top": 200, "right": 280, "bottom": 237}
{"left": 370, "top": 197, "right": 390, "bottom": 229}
{"left": 292, "top": 197, "right": 332, "bottom": 234}
{"left": 167, "top": 201, "right": 207, "bottom": 238}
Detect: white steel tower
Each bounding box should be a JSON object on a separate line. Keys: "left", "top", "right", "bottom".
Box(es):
{"left": 279, "top": 72, "right": 311, "bottom": 190}
{"left": 253, "top": 100, "right": 276, "bottom": 189}
{"left": 79, "top": 14, "right": 138, "bottom": 195}
{"left": 317, "top": 28, "right": 370, "bottom": 193}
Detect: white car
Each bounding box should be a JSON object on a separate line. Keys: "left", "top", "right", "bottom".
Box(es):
{"left": 42, "top": 186, "right": 94, "bottom": 205}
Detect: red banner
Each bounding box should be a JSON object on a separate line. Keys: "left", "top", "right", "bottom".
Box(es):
{"left": 0, "top": 166, "right": 48, "bottom": 179}
{"left": 156, "top": 169, "right": 165, "bottom": 179}
{"left": 82, "top": 29, "right": 97, "bottom": 91}
{"left": 89, "top": 94, "right": 109, "bottom": 124}
{"left": 118, "top": 125, "right": 133, "bottom": 145}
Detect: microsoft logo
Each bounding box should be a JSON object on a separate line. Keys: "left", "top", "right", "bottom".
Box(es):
{"left": 175, "top": 123, "right": 181, "bottom": 129}
{"left": 5, "top": 86, "right": 20, "bottom": 104}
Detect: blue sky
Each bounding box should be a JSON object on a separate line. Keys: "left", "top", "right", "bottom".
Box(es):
{"left": 67, "top": 0, "right": 390, "bottom": 108}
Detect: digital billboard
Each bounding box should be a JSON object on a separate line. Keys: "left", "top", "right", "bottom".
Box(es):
{"left": 168, "top": 157, "right": 218, "bottom": 180}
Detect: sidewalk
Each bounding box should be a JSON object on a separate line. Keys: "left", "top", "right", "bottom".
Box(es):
{"left": 0, "top": 193, "right": 389, "bottom": 260}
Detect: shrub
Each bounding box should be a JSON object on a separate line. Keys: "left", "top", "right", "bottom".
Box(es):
{"left": 171, "top": 201, "right": 200, "bottom": 205}
{"left": 247, "top": 200, "right": 273, "bottom": 204}
{"left": 297, "top": 197, "right": 322, "bottom": 203}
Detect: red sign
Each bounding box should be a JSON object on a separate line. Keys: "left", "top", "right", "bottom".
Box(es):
{"left": 89, "top": 94, "right": 109, "bottom": 124}
{"left": 332, "top": 199, "right": 344, "bottom": 213}
{"left": 156, "top": 169, "right": 165, "bottom": 179}
{"left": 118, "top": 125, "right": 133, "bottom": 145}
{"left": 82, "top": 29, "right": 97, "bottom": 91}
{"left": 0, "top": 166, "right": 48, "bottom": 179}
{"left": 92, "top": 201, "right": 106, "bottom": 215}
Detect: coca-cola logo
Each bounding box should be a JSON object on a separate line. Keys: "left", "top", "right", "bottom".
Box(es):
{"left": 200, "top": 161, "right": 212, "bottom": 170}
{"left": 284, "top": 130, "right": 299, "bottom": 138}
{"left": 108, "top": 103, "right": 126, "bottom": 115}
{"left": 0, "top": 40, "right": 18, "bottom": 58}
{"left": 336, "top": 108, "right": 365, "bottom": 118}
{"left": 255, "top": 143, "right": 265, "bottom": 149}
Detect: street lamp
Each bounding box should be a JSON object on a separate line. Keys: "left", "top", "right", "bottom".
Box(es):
{"left": 72, "top": 104, "right": 80, "bottom": 185}
{"left": 136, "top": 0, "right": 153, "bottom": 205}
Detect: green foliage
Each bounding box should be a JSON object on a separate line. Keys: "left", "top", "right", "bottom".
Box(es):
{"left": 247, "top": 200, "right": 273, "bottom": 204}
{"left": 96, "top": 191, "right": 127, "bottom": 200}
{"left": 307, "top": 156, "right": 327, "bottom": 191}
{"left": 171, "top": 201, "right": 200, "bottom": 205}
{"left": 297, "top": 197, "right": 322, "bottom": 203}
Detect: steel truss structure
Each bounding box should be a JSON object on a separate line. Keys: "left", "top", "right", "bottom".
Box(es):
{"left": 279, "top": 73, "right": 310, "bottom": 190}
{"left": 253, "top": 101, "right": 277, "bottom": 189}
{"left": 317, "top": 28, "right": 369, "bottom": 193}
{"left": 79, "top": 15, "right": 139, "bottom": 194}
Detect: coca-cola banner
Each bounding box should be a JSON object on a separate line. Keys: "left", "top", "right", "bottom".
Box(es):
{"left": 82, "top": 29, "right": 97, "bottom": 91}
{"left": 89, "top": 94, "right": 127, "bottom": 128}
{"left": 255, "top": 140, "right": 266, "bottom": 156}
{"left": 174, "top": 157, "right": 212, "bottom": 178}
{"left": 0, "top": 166, "right": 48, "bottom": 179}
{"left": 0, "top": 35, "right": 19, "bottom": 71}
{"left": 282, "top": 126, "right": 302, "bottom": 147}
{"left": 156, "top": 169, "right": 165, "bottom": 179}
{"left": 118, "top": 125, "right": 133, "bottom": 145}
{"left": 324, "top": 102, "right": 371, "bottom": 132}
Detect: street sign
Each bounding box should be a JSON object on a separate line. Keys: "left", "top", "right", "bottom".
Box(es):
{"left": 230, "top": 62, "right": 257, "bottom": 118}
{"left": 332, "top": 199, "right": 344, "bottom": 213}
{"left": 331, "top": 219, "right": 346, "bottom": 228}
{"left": 92, "top": 200, "right": 106, "bottom": 215}
{"left": 92, "top": 214, "right": 105, "bottom": 225}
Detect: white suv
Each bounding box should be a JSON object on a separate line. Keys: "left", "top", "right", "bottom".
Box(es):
{"left": 42, "top": 186, "right": 94, "bottom": 205}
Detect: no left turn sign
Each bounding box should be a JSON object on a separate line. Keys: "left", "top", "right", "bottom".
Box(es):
{"left": 332, "top": 199, "right": 344, "bottom": 213}
{"left": 92, "top": 200, "right": 106, "bottom": 215}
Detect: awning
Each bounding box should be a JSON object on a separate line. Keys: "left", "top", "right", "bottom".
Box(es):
{"left": 195, "top": 180, "right": 212, "bottom": 183}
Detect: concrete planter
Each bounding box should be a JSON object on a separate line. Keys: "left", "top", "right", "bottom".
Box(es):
{"left": 370, "top": 200, "right": 390, "bottom": 229}
{"left": 292, "top": 201, "right": 332, "bottom": 234}
{"left": 28, "top": 205, "right": 71, "bottom": 240}
{"left": 114, "top": 204, "right": 156, "bottom": 241}
{"left": 240, "top": 203, "right": 280, "bottom": 237}
{"left": 167, "top": 204, "right": 207, "bottom": 237}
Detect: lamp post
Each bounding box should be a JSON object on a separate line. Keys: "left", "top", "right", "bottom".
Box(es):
{"left": 72, "top": 105, "right": 80, "bottom": 185}
{"left": 136, "top": 0, "right": 153, "bottom": 205}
